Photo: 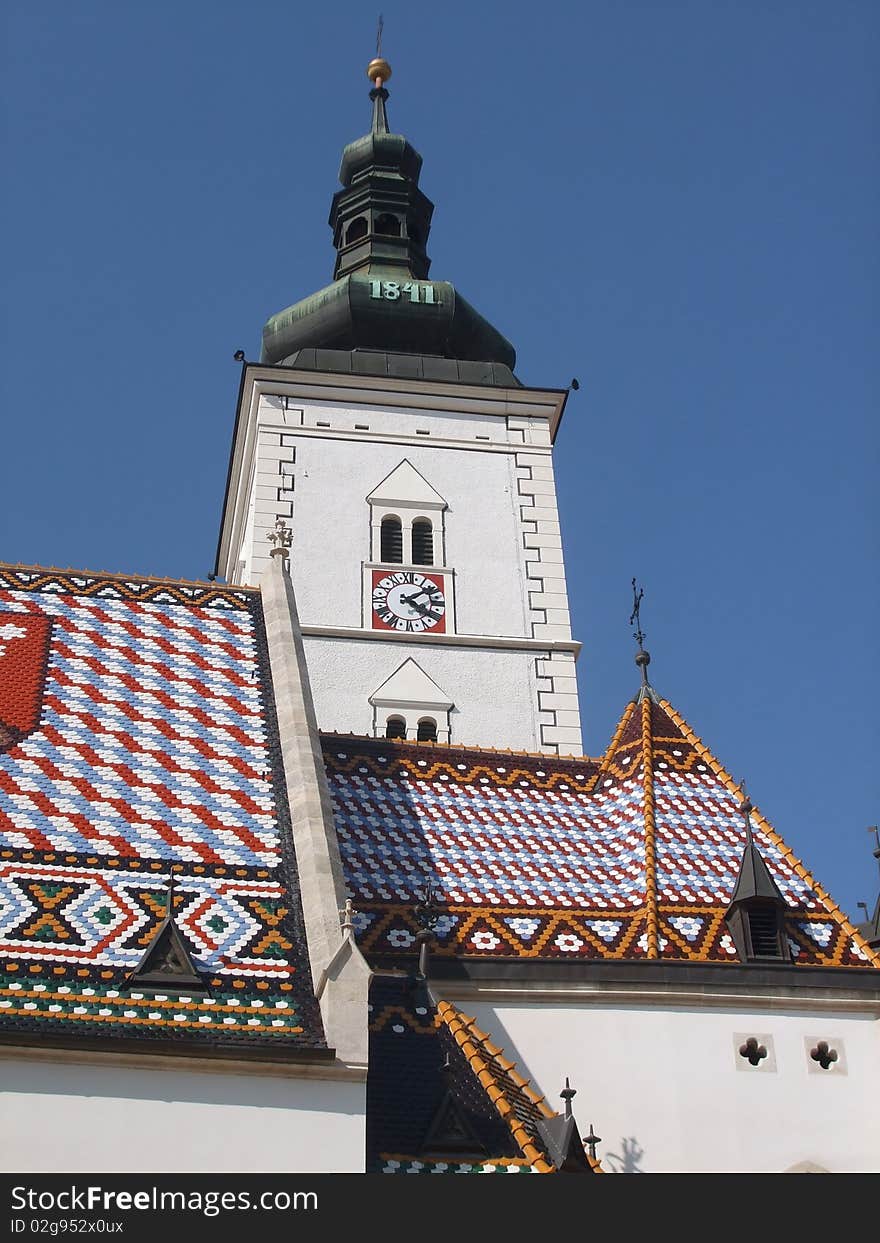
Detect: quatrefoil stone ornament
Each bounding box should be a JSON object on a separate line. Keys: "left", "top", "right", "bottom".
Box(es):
{"left": 739, "top": 1036, "right": 768, "bottom": 1067}
{"left": 810, "top": 1040, "right": 838, "bottom": 1070}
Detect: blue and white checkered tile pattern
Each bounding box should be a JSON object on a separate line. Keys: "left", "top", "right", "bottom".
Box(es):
{"left": 653, "top": 765, "right": 814, "bottom": 907}
{"left": 321, "top": 700, "right": 876, "bottom": 967}
{"left": 0, "top": 568, "right": 325, "bottom": 1048}
{"left": 0, "top": 588, "right": 278, "bottom": 866}
{"left": 329, "top": 766, "right": 648, "bottom": 910}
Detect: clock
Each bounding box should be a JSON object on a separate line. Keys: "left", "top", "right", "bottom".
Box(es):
{"left": 371, "top": 570, "right": 447, "bottom": 634}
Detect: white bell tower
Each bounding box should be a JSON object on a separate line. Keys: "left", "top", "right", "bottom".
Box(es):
{"left": 214, "top": 60, "right": 583, "bottom": 755}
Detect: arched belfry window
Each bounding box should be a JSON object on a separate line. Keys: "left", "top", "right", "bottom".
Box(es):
{"left": 375, "top": 213, "right": 401, "bottom": 237}
{"left": 367, "top": 461, "right": 448, "bottom": 569}
{"left": 380, "top": 516, "right": 403, "bottom": 564}
{"left": 370, "top": 661, "right": 453, "bottom": 744}
{"left": 412, "top": 518, "right": 434, "bottom": 566}
{"left": 345, "top": 217, "right": 367, "bottom": 244}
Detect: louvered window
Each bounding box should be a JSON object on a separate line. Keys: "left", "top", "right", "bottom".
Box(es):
{"left": 748, "top": 906, "right": 782, "bottom": 958}
{"left": 412, "top": 518, "right": 434, "bottom": 566}
{"left": 417, "top": 718, "right": 437, "bottom": 743}
{"left": 380, "top": 516, "right": 403, "bottom": 563}
{"left": 385, "top": 716, "right": 406, "bottom": 740}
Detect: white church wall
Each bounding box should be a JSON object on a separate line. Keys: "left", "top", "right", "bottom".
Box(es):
{"left": 304, "top": 634, "right": 546, "bottom": 751}
{"left": 1, "top": 1056, "right": 366, "bottom": 1173}
{"left": 221, "top": 380, "right": 583, "bottom": 754}
{"left": 261, "top": 425, "right": 533, "bottom": 639}
{"left": 455, "top": 997, "right": 880, "bottom": 1173}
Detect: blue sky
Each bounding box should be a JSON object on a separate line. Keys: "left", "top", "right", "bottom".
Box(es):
{"left": 2, "top": 1, "right": 878, "bottom": 924}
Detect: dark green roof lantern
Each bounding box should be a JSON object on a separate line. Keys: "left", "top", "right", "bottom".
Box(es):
{"left": 332, "top": 62, "right": 432, "bottom": 282}
{"left": 260, "top": 57, "right": 517, "bottom": 384}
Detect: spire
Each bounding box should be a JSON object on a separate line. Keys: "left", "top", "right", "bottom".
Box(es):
{"left": 584, "top": 1123, "right": 602, "bottom": 1163}
{"left": 629, "top": 578, "right": 658, "bottom": 703}
{"left": 367, "top": 49, "right": 391, "bottom": 136}
{"left": 728, "top": 784, "right": 787, "bottom": 906}
{"left": 559, "top": 1077, "right": 576, "bottom": 1119}
{"left": 259, "top": 42, "right": 518, "bottom": 381}
{"left": 330, "top": 52, "right": 433, "bottom": 282}
{"left": 724, "top": 782, "right": 790, "bottom": 962}
{"left": 413, "top": 879, "right": 442, "bottom": 980}
{"left": 856, "top": 826, "right": 880, "bottom": 948}
{"left": 368, "top": 16, "right": 391, "bottom": 135}
{"left": 535, "top": 1078, "right": 595, "bottom": 1173}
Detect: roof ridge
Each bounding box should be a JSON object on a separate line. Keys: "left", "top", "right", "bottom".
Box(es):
{"left": 0, "top": 561, "right": 258, "bottom": 593}
{"left": 641, "top": 696, "right": 660, "bottom": 959}
{"left": 436, "top": 1000, "right": 557, "bottom": 1172}
{"left": 659, "top": 697, "right": 880, "bottom": 971}
{"left": 319, "top": 731, "right": 600, "bottom": 763}
{"left": 591, "top": 700, "right": 637, "bottom": 789}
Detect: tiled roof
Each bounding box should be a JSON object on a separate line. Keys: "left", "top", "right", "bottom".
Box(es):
{"left": 0, "top": 565, "right": 326, "bottom": 1052}
{"left": 367, "top": 976, "right": 590, "bottom": 1173}
{"left": 323, "top": 697, "right": 879, "bottom": 969}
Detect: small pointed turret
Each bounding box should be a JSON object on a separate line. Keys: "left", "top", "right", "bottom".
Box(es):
{"left": 126, "top": 871, "right": 207, "bottom": 992}
{"left": 724, "top": 785, "right": 791, "bottom": 962}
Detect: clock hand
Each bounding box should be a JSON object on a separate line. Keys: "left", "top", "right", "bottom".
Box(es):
{"left": 402, "top": 595, "right": 442, "bottom": 621}
{"left": 406, "top": 597, "right": 433, "bottom": 615}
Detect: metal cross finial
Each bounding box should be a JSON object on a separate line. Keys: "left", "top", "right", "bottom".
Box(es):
{"left": 559, "top": 1076, "right": 577, "bottom": 1119}
{"left": 268, "top": 515, "right": 292, "bottom": 558}
{"left": 629, "top": 578, "right": 652, "bottom": 686}
{"left": 166, "top": 867, "right": 178, "bottom": 916}
{"left": 738, "top": 778, "right": 755, "bottom": 846}
{"left": 584, "top": 1123, "right": 602, "bottom": 1161}
{"left": 413, "top": 880, "right": 442, "bottom": 980}
{"left": 414, "top": 880, "right": 441, "bottom": 933}
{"left": 376, "top": 13, "right": 384, "bottom": 57}
{"left": 629, "top": 578, "right": 646, "bottom": 649}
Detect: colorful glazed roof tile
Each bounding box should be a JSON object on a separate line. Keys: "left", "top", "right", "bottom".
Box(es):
{"left": 323, "top": 696, "right": 879, "bottom": 969}
{"left": 367, "top": 976, "right": 595, "bottom": 1173}
{"left": 0, "top": 565, "right": 326, "bottom": 1054}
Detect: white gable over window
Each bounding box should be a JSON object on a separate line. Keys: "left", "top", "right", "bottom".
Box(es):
{"left": 367, "top": 460, "right": 448, "bottom": 567}
{"left": 369, "top": 658, "right": 454, "bottom": 742}
{"left": 366, "top": 460, "right": 447, "bottom": 511}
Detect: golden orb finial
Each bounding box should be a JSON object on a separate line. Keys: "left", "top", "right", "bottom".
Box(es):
{"left": 367, "top": 57, "right": 392, "bottom": 85}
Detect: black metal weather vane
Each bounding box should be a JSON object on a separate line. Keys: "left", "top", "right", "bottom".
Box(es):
{"left": 629, "top": 578, "right": 652, "bottom": 687}
{"left": 376, "top": 13, "right": 384, "bottom": 57}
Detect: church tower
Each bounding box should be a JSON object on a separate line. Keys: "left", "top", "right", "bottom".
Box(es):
{"left": 215, "top": 58, "right": 582, "bottom": 755}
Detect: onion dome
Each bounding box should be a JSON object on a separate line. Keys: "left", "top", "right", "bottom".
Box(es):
{"left": 260, "top": 57, "right": 517, "bottom": 384}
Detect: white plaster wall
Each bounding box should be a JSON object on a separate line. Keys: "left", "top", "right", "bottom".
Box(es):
{"left": 454, "top": 999, "right": 880, "bottom": 1173}
{"left": 225, "top": 387, "right": 582, "bottom": 754}
{"left": 1, "top": 1059, "right": 365, "bottom": 1173}
{"left": 284, "top": 434, "right": 529, "bottom": 638}
{"left": 304, "top": 635, "right": 545, "bottom": 751}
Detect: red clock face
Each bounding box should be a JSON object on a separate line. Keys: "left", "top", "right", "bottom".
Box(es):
{"left": 371, "top": 570, "right": 446, "bottom": 634}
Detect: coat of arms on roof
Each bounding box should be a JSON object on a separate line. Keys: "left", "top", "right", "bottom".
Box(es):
{"left": 0, "top": 611, "right": 52, "bottom": 753}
